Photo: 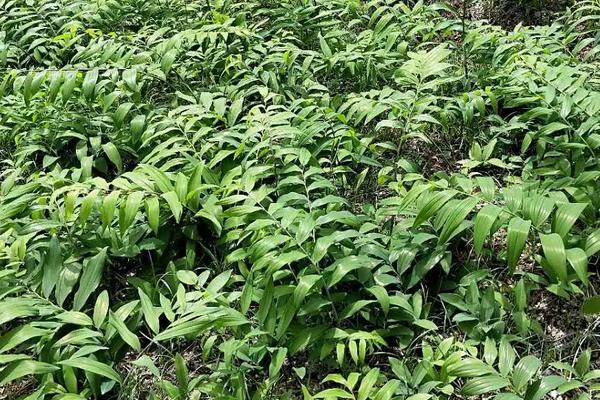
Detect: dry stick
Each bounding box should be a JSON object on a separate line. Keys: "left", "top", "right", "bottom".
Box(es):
{"left": 572, "top": 316, "right": 600, "bottom": 369}
{"left": 462, "top": 0, "right": 469, "bottom": 83}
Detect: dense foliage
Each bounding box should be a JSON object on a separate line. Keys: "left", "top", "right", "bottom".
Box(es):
{"left": 2, "top": 0, "right": 600, "bottom": 398}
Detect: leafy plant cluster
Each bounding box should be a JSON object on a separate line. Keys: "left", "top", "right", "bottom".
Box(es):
{"left": 1, "top": 0, "right": 600, "bottom": 399}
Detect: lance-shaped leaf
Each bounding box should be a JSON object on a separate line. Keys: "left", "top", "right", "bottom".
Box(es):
{"left": 0, "top": 360, "right": 59, "bottom": 386}
{"left": 507, "top": 217, "right": 531, "bottom": 272}
{"left": 82, "top": 68, "right": 98, "bottom": 100}
{"left": 540, "top": 233, "right": 567, "bottom": 283}
{"left": 413, "top": 190, "right": 457, "bottom": 228}
{"left": 42, "top": 236, "right": 62, "bottom": 297}
{"left": 102, "top": 143, "right": 123, "bottom": 174}
{"left": 119, "top": 191, "right": 144, "bottom": 233}
{"left": 566, "top": 247, "right": 588, "bottom": 285}
{"left": 552, "top": 203, "right": 587, "bottom": 238}
{"left": 73, "top": 248, "right": 108, "bottom": 311}
{"left": 109, "top": 311, "right": 141, "bottom": 351}
{"left": 59, "top": 357, "right": 121, "bottom": 383}
{"left": 461, "top": 375, "right": 510, "bottom": 396}
{"left": 138, "top": 288, "right": 160, "bottom": 335}
{"left": 162, "top": 191, "right": 183, "bottom": 223}
{"left": 438, "top": 196, "right": 479, "bottom": 244}
{"left": 473, "top": 204, "right": 501, "bottom": 255}
{"left": 512, "top": 355, "right": 541, "bottom": 391}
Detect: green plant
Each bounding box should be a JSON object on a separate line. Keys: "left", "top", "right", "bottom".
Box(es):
{"left": 2, "top": 0, "right": 600, "bottom": 399}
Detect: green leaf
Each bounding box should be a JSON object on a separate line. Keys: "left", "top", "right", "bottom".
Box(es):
{"left": 340, "top": 300, "right": 375, "bottom": 319}
{"left": 540, "top": 121, "right": 569, "bottom": 135}
{"left": 228, "top": 98, "right": 244, "bottom": 126}
{"left": 177, "top": 270, "right": 197, "bottom": 285}
{"left": 527, "top": 375, "right": 566, "bottom": 400}
{"left": 294, "top": 275, "right": 321, "bottom": 308}
{"left": 585, "top": 229, "right": 600, "bottom": 257}
{"left": 109, "top": 311, "right": 141, "bottom": 351}
{"left": 439, "top": 293, "right": 468, "bottom": 311}
{"left": 540, "top": 233, "right": 567, "bottom": 282}
{"left": 367, "top": 286, "right": 389, "bottom": 315}
{"left": 499, "top": 337, "right": 516, "bottom": 376}
{"left": 461, "top": 375, "right": 509, "bottom": 396}
{"left": 566, "top": 247, "right": 588, "bottom": 285}
{"left": 61, "top": 71, "right": 77, "bottom": 103}
{"left": 493, "top": 394, "right": 522, "bottom": 400}
{"left": 240, "top": 274, "right": 253, "bottom": 315}
{"left": 42, "top": 236, "right": 62, "bottom": 297}
{"left": 132, "top": 355, "right": 161, "bottom": 377}
{"left": 405, "top": 395, "right": 433, "bottom": 400}
{"left": 161, "top": 49, "right": 178, "bottom": 74}
{"left": 79, "top": 190, "right": 98, "bottom": 225}
{"left": 447, "top": 359, "right": 496, "bottom": 377}
{"left": 476, "top": 176, "right": 496, "bottom": 200}
{"left": 56, "top": 263, "right": 82, "bottom": 307}
{"left": 523, "top": 194, "right": 554, "bottom": 227}
{"left": 161, "top": 191, "right": 183, "bottom": 223}
{"left": 47, "top": 71, "right": 63, "bottom": 102}
{"left": 59, "top": 357, "right": 121, "bottom": 383}
{"left": 145, "top": 197, "right": 160, "bottom": 234}
{"left": 73, "top": 248, "right": 108, "bottom": 311}
{"left": 130, "top": 115, "right": 146, "bottom": 144}
{"left": 275, "top": 298, "right": 296, "bottom": 339}
{"left": 507, "top": 217, "right": 531, "bottom": 272}
{"left": 503, "top": 186, "right": 523, "bottom": 212}
{"left": 174, "top": 353, "right": 188, "bottom": 396}
{"left": 407, "top": 249, "right": 445, "bottom": 288}
{"left": 113, "top": 102, "right": 133, "bottom": 127}
{"left": 473, "top": 204, "right": 501, "bottom": 255}
{"left": 101, "top": 190, "right": 120, "bottom": 229}
{"left": 102, "top": 143, "right": 123, "bottom": 174}
{"left": 583, "top": 296, "right": 600, "bottom": 315}
{"left": 318, "top": 34, "right": 332, "bottom": 57}
{"left": 154, "top": 319, "right": 212, "bottom": 341}
{"left": 483, "top": 337, "right": 498, "bottom": 365}
{"left": 357, "top": 368, "right": 379, "bottom": 400}
{"left": 23, "top": 72, "right": 34, "bottom": 106}
{"left": 120, "top": 191, "right": 144, "bottom": 234}
{"left": 82, "top": 68, "right": 99, "bottom": 100}
{"left": 552, "top": 203, "right": 587, "bottom": 237}
{"left": 0, "top": 325, "right": 48, "bottom": 354}
{"left": 206, "top": 270, "right": 232, "bottom": 295}
{"left": 53, "top": 328, "right": 102, "bottom": 347}
{"left": 122, "top": 69, "right": 137, "bottom": 92}
{"left": 413, "top": 190, "right": 457, "bottom": 228}
{"left": 414, "top": 319, "right": 438, "bottom": 331}
{"left": 0, "top": 360, "right": 59, "bottom": 386}
{"left": 514, "top": 278, "right": 527, "bottom": 311}
{"left": 138, "top": 288, "right": 160, "bottom": 335}
{"left": 268, "top": 347, "right": 288, "bottom": 379}
{"left": 93, "top": 290, "right": 109, "bottom": 328}
{"left": 374, "top": 380, "right": 400, "bottom": 400}
{"left": 438, "top": 197, "right": 479, "bottom": 244}
{"left": 575, "top": 349, "right": 591, "bottom": 377}
{"left": 54, "top": 311, "right": 93, "bottom": 326}
{"left": 512, "top": 355, "right": 541, "bottom": 391}
{"left": 314, "top": 388, "right": 354, "bottom": 399}
{"left": 328, "top": 256, "right": 378, "bottom": 288}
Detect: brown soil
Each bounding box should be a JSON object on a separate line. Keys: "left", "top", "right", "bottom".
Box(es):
{"left": 0, "top": 377, "right": 36, "bottom": 400}
{"left": 529, "top": 289, "right": 600, "bottom": 364}
{"left": 447, "top": 0, "right": 572, "bottom": 29}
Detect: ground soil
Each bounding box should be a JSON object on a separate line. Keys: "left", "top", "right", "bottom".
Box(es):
{"left": 447, "top": 0, "right": 572, "bottom": 29}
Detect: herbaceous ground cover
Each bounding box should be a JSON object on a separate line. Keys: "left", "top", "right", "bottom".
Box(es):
{"left": 1, "top": 0, "right": 600, "bottom": 399}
